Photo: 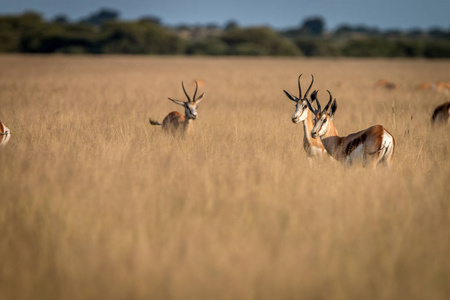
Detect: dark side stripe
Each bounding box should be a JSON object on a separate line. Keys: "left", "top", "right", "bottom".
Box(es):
{"left": 345, "top": 134, "right": 367, "bottom": 156}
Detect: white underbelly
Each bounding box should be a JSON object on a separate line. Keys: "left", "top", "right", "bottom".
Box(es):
{"left": 345, "top": 144, "right": 364, "bottom": 165}
{"left": 309, "top": 146, "right": 324, "bottom": 157}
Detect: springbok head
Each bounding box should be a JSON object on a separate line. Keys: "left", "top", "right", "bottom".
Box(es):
{"left": 168, "top": 81, "right": 204, "bottom": 120}
{"left": 283, "top": 74, "right": 315, "bottom": 123}
{"left": 307, "top": 90, "right": 337, "bottom": 139}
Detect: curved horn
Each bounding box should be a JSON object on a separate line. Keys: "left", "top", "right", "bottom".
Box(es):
{"left": 181, "top": 81, "right": 191, "bottom": 102}
{"left": 315, "top": 90, "right": 322, "bottom": 113}
{"left": 304, "top": 74, "right": 314, "bottom": 99}
{"left": 297, "top": 74, "right": 303, "bottom": 99}
{"left": 322, "top": 90, "right": 333, "bottom": 113}
{"left": 192, "top": 80, "right": 198, "bottom": 101}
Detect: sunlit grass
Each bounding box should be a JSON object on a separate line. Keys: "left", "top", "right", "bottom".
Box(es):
{"left": 0, "top": 55, "right": 449, "bottom": 300}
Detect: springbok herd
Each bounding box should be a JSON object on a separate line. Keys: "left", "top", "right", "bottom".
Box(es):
{"left": 1, "top": 75, "right": 448, "bottom": 169}
{"left": 148, "top": 75, "right": 449, "bottom": 169}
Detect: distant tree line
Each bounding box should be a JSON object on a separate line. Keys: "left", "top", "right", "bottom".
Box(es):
{"left": 0, "top": 8, "right": 449, "bottom": 57}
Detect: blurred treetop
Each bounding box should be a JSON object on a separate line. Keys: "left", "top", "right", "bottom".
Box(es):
{"left": 0, "top": 8, "right": 449, "bottom": 57}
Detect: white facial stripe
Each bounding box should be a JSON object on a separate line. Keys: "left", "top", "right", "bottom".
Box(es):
{"left": 311, "top": 119, "right": 321, "bottom": 135}
{"left": 311, "top": 115, "right": 328, "bottom": 137}
{"left": 186, "top": 103, "right": 198, "bottom": 119}
{"left": 318, "top": 116, "right": 328, "bottom": 136}
{"left": 292, "top": 101, "right": 308, "bottom": 122}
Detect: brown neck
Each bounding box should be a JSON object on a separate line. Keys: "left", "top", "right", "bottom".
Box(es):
{"left": 320, "top": 121, "right": 344, "bottom": 161}
{"left": 303, "top": 111, "right": 321, "bottom": 148}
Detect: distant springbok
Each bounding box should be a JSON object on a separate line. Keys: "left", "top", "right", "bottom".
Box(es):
{"left": 431, "top": 102, "right": 450, "bottom": 125}
{"left": 417, "top": 81, "right": 450, "bottom": 93}
{"left": 416, "top": 82, "right": 435, "bottom": 90}
{"left": 307, "top": 90, "right": 395, "bottom": 169}
{"left": 194, "top": 79, "right": 206, "bottom": 88}
{"left": 375, "top": 79, "right": 400, "bottom": 90}
{"left": 0, "top": 121, "right": 11, "bottom": 148}
{"left": 149, "top": 81, "right": 204, "bottom": 135}
{"left": 283, "top": 74, "right": 332, "bottom": 166}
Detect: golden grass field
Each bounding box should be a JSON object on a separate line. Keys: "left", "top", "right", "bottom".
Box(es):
{"left": 0, "top": 55, "right": 449, "bottom": 300}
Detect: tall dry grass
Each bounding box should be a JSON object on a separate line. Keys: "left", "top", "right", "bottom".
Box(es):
{"left": 0, "top": 55, "right": 449, "bottom": 300}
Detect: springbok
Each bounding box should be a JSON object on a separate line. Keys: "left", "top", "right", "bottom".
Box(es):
{"left": 149, "top": 81, "right": 204, "bottom": 135}
{"left": 283, "top": 74, "right": 332, "bottom": 166}
{"left": 375, "top": 79, "right": 399, "bottom": 90}
{"left": 431, "top": 102, "right": 450, "bottom": 125}
{"left": 0, "top": 121, "right": 11, "bottom": 148}
{"left": 306, "top": 90, "right": 395, "bottom": 169}
{"left": 417, "top": 81, "right": 450, "bottom": 93}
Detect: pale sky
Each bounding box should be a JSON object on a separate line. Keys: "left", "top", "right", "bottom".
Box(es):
{"left": 1, "top": 0, "right": 449, "bottom": 30}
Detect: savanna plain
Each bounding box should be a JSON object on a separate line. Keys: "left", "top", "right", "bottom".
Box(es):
{"left": 0, "top": 55, "right": 449, "bottom": 300}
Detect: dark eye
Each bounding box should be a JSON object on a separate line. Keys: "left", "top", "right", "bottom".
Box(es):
{"left": 323, "top": 119, "right": 327, "bottom": 123}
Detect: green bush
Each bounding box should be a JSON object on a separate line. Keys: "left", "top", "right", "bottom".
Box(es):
{"left": 100, "top": 21, "right": 185, "bottom": 54}
{"left": 187, "top": 38, "right": 228, "bottom": 55}
{"left": 423, "top": 39, "right": 450, "bottom": 58}
{"left": 294, "top": 38, "right": 339, "bottom": 56}
{"left": 221, "top": 26, "right": 301, "bottom": 56}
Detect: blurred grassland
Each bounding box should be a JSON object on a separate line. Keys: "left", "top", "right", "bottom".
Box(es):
{"left": 0, "top": 55, "right": 449, "bottom": 300}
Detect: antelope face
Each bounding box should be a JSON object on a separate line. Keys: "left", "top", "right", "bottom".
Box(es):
{"left": 292, "top": 100, "right": 309, "bottom": 123}
{"left": 185, "top": 102, "right": 199, "bottom": 120}
{"left": 167, "top": 80, "right": 204, "bottom": 121}
{"left": 311, "top": 113, "right": 329, "bottom": 139}
{"left": 307, "top": 90, "right": 337, "bottom": 139}
{"left": 284, "top": 74, "right": 315, "bottom": 124}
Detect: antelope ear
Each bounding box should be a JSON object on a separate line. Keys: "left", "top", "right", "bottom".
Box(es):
{"left": 305, "top": 98, "right": 316, "bottom": 114}
{"left": 195, "top": 93, "right": 204, "bottom": 104}
{"left": 328, "top": 99, "right": 337, "bottom": 118}
{"left": 310, "top": 90, "right": 318, "bottom": 101}
{"left": 168, "top": 97, "right": 185, "bottom": 106}
{"left": 283, "top": 90, "right": 298, "bottom": 102}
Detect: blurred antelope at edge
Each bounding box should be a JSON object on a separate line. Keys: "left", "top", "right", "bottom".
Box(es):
{"left": 149, "top": 81, "right": 204, "bottom": 135}
{"left": 431, "top": 102, "right": 450, "bottom": 125}
{"left": 283, "top": 74, "right": 332, "bottom": 167}
{"left": 307, "top": 90, "right": 395, "bottom": 169}
{"left": 0, "top": 121, "right": 11, "bottom": 148}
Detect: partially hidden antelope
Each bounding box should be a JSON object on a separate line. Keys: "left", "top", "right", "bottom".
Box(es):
{"left": 431, "top": 102, "right": 450, "bottom": 125}
{"left": 0, "top": 121, "right": 11, "bottom": 148}
{"left": 149, "top": 81, "right": 204, "bottom": 135}
{"left": 283, "top": 74, "right": 332, "bottom": 166}
{"left": 307, "top": 90, "right": 395, "bottom": 169}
